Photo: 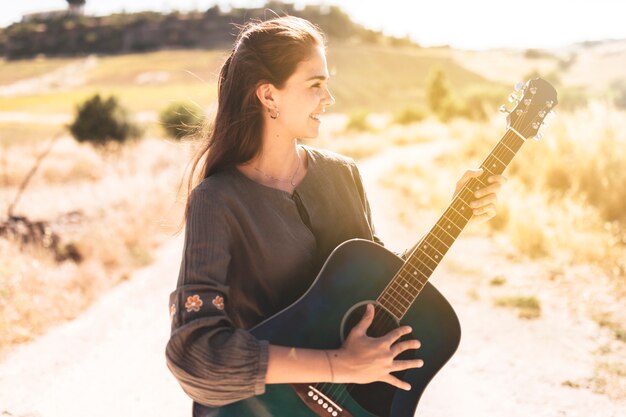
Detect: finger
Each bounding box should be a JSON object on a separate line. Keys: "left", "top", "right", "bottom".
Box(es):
{"left": 488, "top": 175, "right": 508, "bottom": 185}
{"left": 392, "top": 358, "right": 425, "bottom": 372}
{"left": 383, "top": 374, "right": 412, "bottom": 391}
{"left": 474, "top": 183, "right": 502, "bottom": 199}
{"left": 381, "top": 325, "right": 413, "bottom": 345}
{"left": 472, "top": 203, "right": 496, "bottom": 217}
{"left": 390, "top": 339, "right": 421, "bottom": 356}
{"left": 352, "top": 304, "right": 375, "bottom": 336}
{"left": 470, "top": 194, "right": 497, "bottom": 210}
{"left": 456, "top": 168, "right": 483, "bottom": 188}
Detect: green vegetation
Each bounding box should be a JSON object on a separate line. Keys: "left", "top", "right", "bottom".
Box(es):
{"left": 159, "top": 101, "right": 205, "bottom": 139}
{"left": 494, "top": 295, "right": 542, "bottom": 319}
{"left": 345, "top": 110, "right": 373, "bottom": 132}
{"left": 426, "top": 66, "right": 452, "bottom": 115}
{"left": 69, "top": 94, "right": 141, "bottom": 146}
{"left": 392, "top": 106, "right": 427, "bottom": 125}
{"left": 489, "top": 275, "right": 507, "bottom": 286}
{"left": 1, "top": 2, "right": 416, "bottom": 59}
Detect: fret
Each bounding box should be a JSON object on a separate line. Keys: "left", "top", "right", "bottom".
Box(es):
{"left": 423, "top": 233, "right": 450, "bottom": 257}
{"left": 486, "top": 151, "right": 507, "bottom": 168}
{"left": 448, "top": 205, "right": 471, "bottom": 223}
{"left": 498, "top": 138, "right": 517, "bottom": 155}
{"left": 504, "top": 131, "right": 525, "bottom": 150}
{"left": 449, "top": 201, "right": 472, "bottom": 222}
{"left": 395, "top": 276, "right": 420, "bottom": 297}
{"left": 386, "top": 284, "right": 412, "bottom": 308}
{"left": 397, "top": 270, "right": 422, "bottom": 290}
{"left": 377, "top": 295, "right": 402, "bottom": 320}
{"left": 388, "top": 279, "right": 415, "bottom": 300}
{"left": 407, "top": 251, "right": 435, "bottom": 274}
{"left": 403, "top": 260, "right": 430, "bottom": 284}
{"left": 438, "top": 213, "right": 463, "bottom": 236}
{"left": 432, "top": 224, "right": 455, "bottom": 246}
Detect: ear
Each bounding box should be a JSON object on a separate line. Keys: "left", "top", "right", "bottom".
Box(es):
{"left": 255, "top": 82, "right": 278, "bottom": 109}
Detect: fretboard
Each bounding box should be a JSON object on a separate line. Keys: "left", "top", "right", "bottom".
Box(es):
{"left": 377, "top": 128, "right": 526, "bottom": 320}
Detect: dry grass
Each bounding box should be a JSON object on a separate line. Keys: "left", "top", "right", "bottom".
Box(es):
{"left": 380, "top": 104, "right": 626, "bottom": 286}
{"left": 494, "top": 295, "right": 542, "bottom": 319}
{"left": 0, "top": 56, "right": 82, "bottom": 85}
{"left": 0, "top": 135, "right": 190, "bottom": 355}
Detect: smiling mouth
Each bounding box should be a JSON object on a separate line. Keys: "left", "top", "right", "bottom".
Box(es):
{"left": 310, "top": 113, "right": 321, "bottom": 121}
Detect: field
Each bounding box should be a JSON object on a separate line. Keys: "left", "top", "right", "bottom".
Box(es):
{"left": 0, "top": 39, "right": 625, "bottom": 406}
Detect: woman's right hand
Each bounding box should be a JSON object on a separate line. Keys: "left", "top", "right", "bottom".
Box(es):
{"left": 330, "top": 304, "right": 424, "bottom": 391}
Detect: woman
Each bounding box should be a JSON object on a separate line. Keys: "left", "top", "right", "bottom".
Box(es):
{"left": 166, "top": 15, "right": 505, "bottom": 415}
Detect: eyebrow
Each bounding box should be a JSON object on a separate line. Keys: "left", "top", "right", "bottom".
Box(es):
{"left": 306, "top": 75, "right": 329, "bottom": 81}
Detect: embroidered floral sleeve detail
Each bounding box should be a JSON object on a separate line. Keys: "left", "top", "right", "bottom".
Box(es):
{"left": 212, "top": 295, "right": 225, "bottom": 310}
{"left": 169, "top": 303, "right": 176, "bottom": 319}
{"left": 185, "top": 295, "right": 203, "bottom": 312}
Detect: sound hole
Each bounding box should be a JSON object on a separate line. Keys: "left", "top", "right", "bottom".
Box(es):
{"left": 341, "top": 303, "right": 414, "bottom": 417}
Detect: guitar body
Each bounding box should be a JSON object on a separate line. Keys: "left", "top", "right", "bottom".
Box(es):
{"left": 210, "top": 239, "right": 461, "bottom": 417}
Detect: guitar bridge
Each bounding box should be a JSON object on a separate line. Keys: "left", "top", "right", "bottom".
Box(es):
{"left": 291, "top": 384, "right": 354, "bottom": 417}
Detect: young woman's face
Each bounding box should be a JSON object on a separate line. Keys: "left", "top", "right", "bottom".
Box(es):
{"left": 274, "top": 45, "right": 335, "bottom": 139}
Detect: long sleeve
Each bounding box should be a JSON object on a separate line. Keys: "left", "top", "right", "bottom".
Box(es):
{"left": 165, "top": 184, "right": 269, "bottom": 408}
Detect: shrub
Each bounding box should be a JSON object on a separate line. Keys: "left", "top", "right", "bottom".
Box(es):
{"left": 69, "top": 94, "right": 141, "bottom": 147}
{"left": 557, "top": 87, "right": 589, "bottom": 112}
{"left": 426, "top": 66, "right": 452, "bottom": 115}
{"left": 392, "top": 106, "right": 427, "bottom": 125}
{"left": 612, "top": 81, "right": 626, "bottom": 109}
{"left": 345, "top": 110, "right": 373, "bottom": 132}
{"left": 159, "top": 101, "right": 205, "bottom": 139}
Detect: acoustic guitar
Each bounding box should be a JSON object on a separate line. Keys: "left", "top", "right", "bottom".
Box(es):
{"left": 213, "top": 78, "right": 558, "bottom": 417}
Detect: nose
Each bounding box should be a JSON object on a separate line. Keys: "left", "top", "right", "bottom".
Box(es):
{"left": 322, "top": 85, "right": 335, "bottom": 107}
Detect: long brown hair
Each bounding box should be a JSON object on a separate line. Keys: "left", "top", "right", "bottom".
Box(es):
{"left": 179, "top": 16, "right": 325, "bottom": 227}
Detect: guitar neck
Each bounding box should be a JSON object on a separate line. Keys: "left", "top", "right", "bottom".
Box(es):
{"left": 377, "top": 128, "right": 527, "bottom": 320}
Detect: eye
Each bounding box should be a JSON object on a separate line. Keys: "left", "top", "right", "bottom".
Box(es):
{"left": 311, "top": 83, "right": 321, "bottom": 89}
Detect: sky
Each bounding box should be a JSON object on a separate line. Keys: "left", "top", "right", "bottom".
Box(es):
{"left": 2, "top": 0, "right": 626, "bottom": 50}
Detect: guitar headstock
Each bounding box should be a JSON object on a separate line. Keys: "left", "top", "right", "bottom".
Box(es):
{"left": 503, "top": 78, "right": 558, "bottom": 140}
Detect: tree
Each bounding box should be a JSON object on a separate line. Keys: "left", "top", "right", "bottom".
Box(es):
{"left": 426, "top": 66, "right": 452, "bottom": 114}
{"left": 69, "top": 94, "right": 141, "bottom": 147}
{"left": 66, "top": 0, "right": 86, "bottom": 14}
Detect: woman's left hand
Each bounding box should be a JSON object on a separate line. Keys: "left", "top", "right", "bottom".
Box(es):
{"left": 454, "top": 168, "right": 507, "bottom": 222}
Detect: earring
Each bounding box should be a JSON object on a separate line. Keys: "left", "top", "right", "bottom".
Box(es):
{"left": 268, "top": 107, "right": 279, "bottom": 119}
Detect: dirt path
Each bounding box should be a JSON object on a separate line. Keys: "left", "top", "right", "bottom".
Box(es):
{"left": 0, "top": 56, "right": 98, "bottom": 98}
{"left": 0, "top": 235, "right": 191, "bottom": 417}
{"left": 0, "top": 142, "right": 624, "bottom": 417}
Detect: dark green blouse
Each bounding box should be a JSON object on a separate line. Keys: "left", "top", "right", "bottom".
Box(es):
{"left": 165, "top": 146, "right": 382, "bottom": 413}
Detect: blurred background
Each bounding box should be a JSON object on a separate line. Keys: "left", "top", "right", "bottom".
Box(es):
{"left": 0, "top": 1, "right": 624, "bottom": 416}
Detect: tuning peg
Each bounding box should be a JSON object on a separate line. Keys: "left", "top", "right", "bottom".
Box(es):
{"left": 508, "top": 93, "right": 519, "bottom": 103}
{"left": 534, "top": 132, "right": 543, "bottom": 141}
{"left": 530, "top": 86, "right": 537, "bottom": 95}
{"left": 499, "top": 104, "right": 510, "bottom": 113}
{"left": 543, "top": 110, "right": 557, "bottom": 126}
{"left": 515, "top": 82, "right": 524, "bottom": 91}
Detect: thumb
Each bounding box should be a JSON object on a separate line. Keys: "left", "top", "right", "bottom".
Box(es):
{"left": 353, "top": 304, "right": 375, "bottom": 336}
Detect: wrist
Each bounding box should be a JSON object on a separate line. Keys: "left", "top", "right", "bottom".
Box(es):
{"left": 326, "top": 349, "right": 348, "bottom": 383}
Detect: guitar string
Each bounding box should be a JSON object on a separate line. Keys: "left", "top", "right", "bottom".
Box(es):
{"left": 315, "top": 85, "right": 549, "bottom": 407}
{"left": 328, "top": 133, "right": 517, "bottom": 404}
{"left": 333, "top": 124, "right": 528, "bottom": 403}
